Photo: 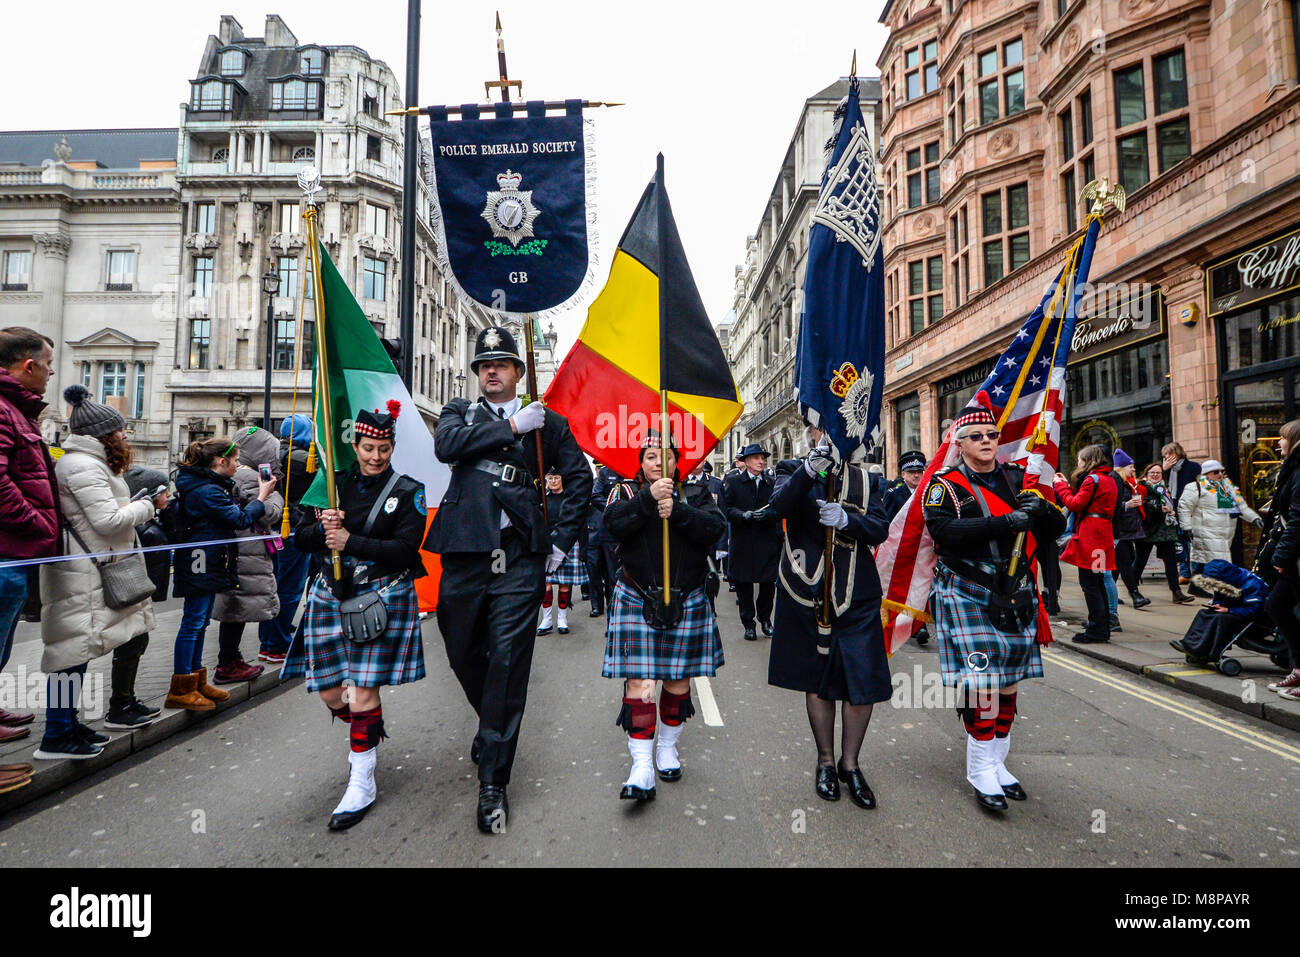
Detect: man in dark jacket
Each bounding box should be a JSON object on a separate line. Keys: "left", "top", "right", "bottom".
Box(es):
{"left": 425, "top": 326, "right": 592, "bottom": 835}
{"left": 0, "top": 327, "right": 57, "bottom": 743}
{"left": 722, "top": 443, "right": 781, "bottom": 641}
{"left": 884, "top": 450, "right": 927, "bottom": 520}
{"left": 586, "top": 463, "right": 620, "bottom": 616}
{"left": 259, "top": 413, "right": 314, "bottom": 661}
{"left": 1163, "top": 441, "right": 1201, "bottom": 582}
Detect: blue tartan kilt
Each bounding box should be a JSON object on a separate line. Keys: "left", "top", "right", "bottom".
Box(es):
{"left": 932, "top": 562, "right": 1042, "bottom": 692}
{"left": 601, "top": 579, "right": 724, "bottom": 680}
{"left": 546, "top": 545, "right": 588, "bottom": 587}
{"left": 281, "top": 571, "right": 426, "bottom": 692}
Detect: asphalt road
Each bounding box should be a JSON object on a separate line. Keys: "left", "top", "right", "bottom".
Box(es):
{"left": 2, "top": 587, "right": 1298, "bottom": 868}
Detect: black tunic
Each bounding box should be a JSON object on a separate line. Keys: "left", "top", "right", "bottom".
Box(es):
{"left": 294, "top": 466, "right": 427, "bottom": 581}
{"left": 721, "top": 468, "right": 781, "bottom": 583}
{"left": 604, "top": 479, "right": 725, "bottom": 594}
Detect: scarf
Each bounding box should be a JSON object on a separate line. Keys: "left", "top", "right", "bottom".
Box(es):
{"left": 1203, "top": 477, "right": 1236, "bottom": 511}
{"left": 1124, "top": 475, "right": 1145, "bottom": 520}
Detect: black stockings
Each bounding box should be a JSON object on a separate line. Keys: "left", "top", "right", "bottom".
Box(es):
{"left": 805, "top": 693, "right": 874, "bottom": 771}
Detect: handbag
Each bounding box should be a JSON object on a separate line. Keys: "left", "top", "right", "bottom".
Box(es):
{"left": 65, "top": 523, "right": 154, "bottom": 611}
{"left": 338, "top": 471, "right": 403, "bottom": 644}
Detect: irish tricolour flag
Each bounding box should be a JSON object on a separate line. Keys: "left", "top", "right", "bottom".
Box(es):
{"left": 301, "top": 240, "right": 448, "bottom": 611}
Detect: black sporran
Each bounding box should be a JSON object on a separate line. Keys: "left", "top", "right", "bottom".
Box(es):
{"left": 986, "top": 585, "right": 1036, "bottom": 633}
{"left": 640, "top": 586, "right": 684, "bottom": 629}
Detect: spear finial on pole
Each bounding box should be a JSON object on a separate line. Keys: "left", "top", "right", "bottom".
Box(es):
{"left": 486, "top": 12, "right": 522, "bottom": 102}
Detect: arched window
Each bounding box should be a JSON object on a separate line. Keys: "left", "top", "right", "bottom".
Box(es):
{"left": 219, "top": 49, "right": 245, "bottom": 76}
{"left": 292, "top": 146, "right": 315, "bottom": 162}
{"left": 212, "top": 147, "right": 229, "bottom": 163}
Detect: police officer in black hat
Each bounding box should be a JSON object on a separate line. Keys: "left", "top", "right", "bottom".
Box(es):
{"left": 424, "top": 325, "right": 592, "bottom": 834}
{"left": 722, "top": 442, "right": 781, "bottom": 640}
{"left": 884, "top": 450, "right": 927, "bottom": 521}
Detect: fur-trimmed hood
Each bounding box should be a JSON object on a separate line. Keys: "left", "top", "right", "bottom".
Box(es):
{"left": 1191, "top": 574, "right": 1241, "bottom": 598}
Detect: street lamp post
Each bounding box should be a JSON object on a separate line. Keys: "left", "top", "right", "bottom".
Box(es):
{"left": 262, "top": 266, "right": 281, "bottom": 430}
{"left": 455, "top": 371, "right": 466, "bottom": 397}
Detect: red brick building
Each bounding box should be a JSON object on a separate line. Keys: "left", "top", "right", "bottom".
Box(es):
{"left": 877, "top": 0, "right": 1300, "bottom": 562}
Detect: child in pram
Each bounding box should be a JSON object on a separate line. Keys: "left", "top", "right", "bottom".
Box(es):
{"left": 1168, "top": 560, "right": 1288, "bottom": 674}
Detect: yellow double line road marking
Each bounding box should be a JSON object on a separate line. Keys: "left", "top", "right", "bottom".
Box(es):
{"left": 1043, "top": 649, "right": 1300, "bottom": 766}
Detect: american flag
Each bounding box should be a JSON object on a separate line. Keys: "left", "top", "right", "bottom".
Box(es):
{"left": 874, "top": 217, "right": 1101, "bottom": 654}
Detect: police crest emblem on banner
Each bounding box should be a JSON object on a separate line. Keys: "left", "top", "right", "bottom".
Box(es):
{"left": 424, "top": 100, "right": 598, "bottom": 317}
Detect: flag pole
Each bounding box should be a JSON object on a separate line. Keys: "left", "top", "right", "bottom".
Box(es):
{"left": 299, "top": 172, "right": 343, "bottom": 581}
{"left": 656, "top": 153, "right": 671, "bottom": 603}
{"left": 522, "top": 313, "right": 548, "bottom": 521}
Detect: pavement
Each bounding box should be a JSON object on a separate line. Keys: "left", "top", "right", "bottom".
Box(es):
{"left": 0, "top": 574, "right": 1298, "bottom": 867}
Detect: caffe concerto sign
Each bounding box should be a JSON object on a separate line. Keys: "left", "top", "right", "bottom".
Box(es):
{"left": 1208, "top": 224, "right": 1300, "bottom": 317}
{"left": 1067, "top": 288, "right": 1165, "bottom": 365}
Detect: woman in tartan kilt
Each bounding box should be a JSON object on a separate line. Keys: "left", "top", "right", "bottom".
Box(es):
{"left": 602, "top": 430, "right": 726, "bottom": 802}
{"left": 537, "top": 468, "right": 588, "bottom": 635}
{"left": 921, "top": 406, "right": 1064, "bottom": 813}
{"left": 283, "top": 401, "right": 428, "bottom": 831}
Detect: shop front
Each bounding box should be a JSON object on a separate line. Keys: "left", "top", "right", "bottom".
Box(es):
{"left": 1209, "top": 224, "right": 1300, "bottom": 566}
{"left": 935, "top": 356, "right": 998, "bottom": 444}
{"left": 1061, "top": 287, "right": 1171, "bottom": 470}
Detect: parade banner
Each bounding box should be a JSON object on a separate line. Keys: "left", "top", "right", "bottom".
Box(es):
{"left": 302, "top": 240, "right": 449, "bottom": 612}
{"left": 794, "top": 78, "right": 886, "bottom": 460}
{"left": 545, "top": 160, "right": 742, "bottom": 478}
{"left": 424, "top": 101, "right": 598, "bottom": 317}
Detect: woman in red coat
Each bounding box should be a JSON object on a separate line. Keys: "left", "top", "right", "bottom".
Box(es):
{"left": 1053, "top": 444, "right": 1118, "bottom": 644}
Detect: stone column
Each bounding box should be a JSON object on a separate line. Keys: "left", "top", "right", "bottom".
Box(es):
{"left": 227, "top": 132, "right": 237, "bottom": 173}
{"left": 252, "top": 131, "right": 262, "bottom": 172}
{"left": 32, "top": 231, "right": 70, "bottom": 344}
{"left": 1162, "top": 265, "right": 1215, "bottom": 463}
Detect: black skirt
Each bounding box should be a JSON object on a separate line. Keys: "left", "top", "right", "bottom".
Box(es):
{"left": 767, "top": 591, "right": 893, "bottom": 705}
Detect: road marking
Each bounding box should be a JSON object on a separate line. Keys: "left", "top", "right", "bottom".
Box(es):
{"left": 693, "top": 676, "right": 724, "bottom": 726}
{"left": 1043, "top": 650, "right": 1300, "bottom": 766}
{"left": 1163, "top": 668, "right": 1216, "bottom": 677}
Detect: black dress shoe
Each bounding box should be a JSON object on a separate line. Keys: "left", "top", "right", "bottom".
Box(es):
{"left": 477, "top": 784, "right": 509, "bottom": 834}
{"left": 815, "top": 764, "right": 840, "bottom": 802}
{"left": 657, "top": 765, "right": 681, "bottom": 783}
{"left": 760, "top": 619, "right": 774, "bottom": 638}
{"left": 973, "top": 788, "right": 1008, "bottom": 812}
{"left": 471, "top": 736, "right": 482, "bottom": 765}
{"left": 1002, "top": 782, "right": 1027, "bottom": 801}
{"left": 1130, "top": 591, "right": 1152, "bottom": 609}
{"left": 589, "top": 607, "right": 604, "bottom": 617}
{"left": 328, "top": 801, "right": 374, "bottom": 831}
{"left": 743, "top": 627, "right": 757, "bottom": 641}
{"left": 837, "top": 765, "right": 876, "bottom": 809}
{"left": 619, "top": 782, "right": 656, "bottom": 801}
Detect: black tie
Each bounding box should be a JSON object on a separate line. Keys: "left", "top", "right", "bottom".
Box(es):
{"left": 496, "top": 406, "right": 506, "bottom": 419}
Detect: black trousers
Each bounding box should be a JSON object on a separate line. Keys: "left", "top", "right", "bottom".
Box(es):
{"left": 217, "top": 620, "right": 246, "bottom": 667}
{"left": 109, "top": 633, "right": 149, "bottom": 710}
{"left": 1133, "top": 539, "right": 1181, "bottom": 593}
{"left": 1114, "top": 540, "right": 1142, "bottom": 594}
{"left": 1266, "top": 576, "right": 1300, "bottom": 668}
{"left": 735, "top": 580, "right": 775, "bottom": 628}
{"left": 437, "top": 528, "right": 546, "bottom": 786}
{"left": 585, "top": 521, "right": 616, "bottom": 610}
{"left": 1078, "top": 568, "right": 1110, "bottom": 639}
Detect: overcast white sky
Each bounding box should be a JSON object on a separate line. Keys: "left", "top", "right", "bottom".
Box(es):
{"left": 3, "top": 0, "right": 888, "bottom": 353}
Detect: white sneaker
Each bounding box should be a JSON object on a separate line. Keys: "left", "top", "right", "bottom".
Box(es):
{"left": 656, "top": 721, "right": 684, "bottom": 781}
{"left": 556, "top": 606, "right": 569, "bottom": 633}
{"left": 619, "top": 737, "right": 656, "bottom": 801}
{"left": 330, "top": 747, "right": 377, "bottom": 824}
{"left": 537, "top": 605, "right": 554, "bottom": 635}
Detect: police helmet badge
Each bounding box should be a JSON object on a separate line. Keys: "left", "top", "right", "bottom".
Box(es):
{"left": 483, "top": 327, "right": 503, "bottom": 349}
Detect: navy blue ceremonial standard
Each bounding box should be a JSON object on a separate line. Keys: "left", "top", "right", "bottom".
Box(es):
{"left": 793, "top": 79, "right": 886, "bottom": 460}
{"left": 424, "top": 100, "right": 596, "bottom": 316}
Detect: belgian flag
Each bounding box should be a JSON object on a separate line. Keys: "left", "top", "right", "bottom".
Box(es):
{"left": 545, "top": 156, "right": 742, "bottom": 478}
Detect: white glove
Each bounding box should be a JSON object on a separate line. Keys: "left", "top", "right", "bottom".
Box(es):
{"left": 804, "top": 445, "right": 835, "bottom": 478}
{"left": 545, "top": 545, "right": 565, "bottom": 573}
{"left": 511, "top": 401, "right": 546, "bottom": 434}
{"left": 715, "top": 549, "right": 728, "bottom": 561}
{"left": 816, "top": 499, "right": 849, "bottom": 530}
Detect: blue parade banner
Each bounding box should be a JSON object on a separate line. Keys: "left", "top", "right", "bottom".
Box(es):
{"left": 794, "top": 79, "right": 886, "bottom": 460}
{"left": 424, "top": 100, "right": 597, "bottom": 316}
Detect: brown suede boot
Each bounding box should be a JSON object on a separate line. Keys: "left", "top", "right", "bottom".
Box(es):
{"left": 165, "top": 673, "right": 215, "bottom": 711}
{"left": 194, "top": 668, "right": 230, "bottom": 703}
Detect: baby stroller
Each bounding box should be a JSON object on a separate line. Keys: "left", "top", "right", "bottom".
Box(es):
{"left": 1169, "top": 560, "right": 1291, "bottom": 676}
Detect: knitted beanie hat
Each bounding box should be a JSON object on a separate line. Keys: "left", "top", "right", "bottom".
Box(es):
{"left": 63, "top": 384, "right": 126, "bottom": 437}
{"left": 1113, "top": 448, "right": 1134, "bottom": 468}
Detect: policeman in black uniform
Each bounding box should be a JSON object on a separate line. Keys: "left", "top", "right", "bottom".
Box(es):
{"left": 424, "top": 326, "right": 592, "bottom": 834}
{"left": 722, "top": 443, "right": 781, "bottom": 641}
{"left": 586, "top": 463, "right": 621, "bottom": 617}
{"left": 884, "top": 450, "right": 927, "bottom": 520}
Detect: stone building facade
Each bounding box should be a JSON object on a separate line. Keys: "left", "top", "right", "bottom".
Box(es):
{"left": 729, "top": 78, "right": 883, "bottom": 465}
{"left": 0, "top": 130, "right": 181, "bottom": 467}
{"left": 877, "top": 0, "right": 1300, "bottom": 563}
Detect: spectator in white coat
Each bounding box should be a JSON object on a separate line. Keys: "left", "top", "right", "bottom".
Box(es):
{"left": 1176, "top": 459, "right": 1262, "bottom": 591}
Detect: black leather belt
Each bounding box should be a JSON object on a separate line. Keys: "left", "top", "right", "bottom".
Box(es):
{"left": 940, "top": 559, "right": 1030, "bottom": 594}
{"left": 474, "top": 460, "right": 532, "bottom": 486}
{"left": 1084, "top": 512, "right": 1109, "bottom": 520}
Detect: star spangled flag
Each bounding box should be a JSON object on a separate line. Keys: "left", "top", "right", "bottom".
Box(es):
{"left": 794, "top": 78, "right": 886, "bottom": 460}
{"left": 301, "top": 240, "right": 450, "bottom": 612}
{"left": 874, "top": 216, "right": 1101, "bottom": 653}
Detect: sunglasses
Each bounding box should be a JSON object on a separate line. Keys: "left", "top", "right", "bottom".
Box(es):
{"left": 962, "top": 430, "right": 1000, "bottom": 443}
